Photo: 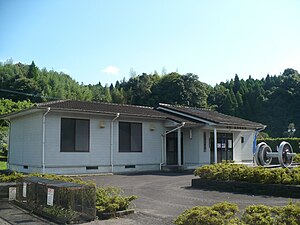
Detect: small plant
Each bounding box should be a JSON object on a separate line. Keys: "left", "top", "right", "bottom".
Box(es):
{"left": 96, "top": 186, "right": 137, "bottom": 214}
{"left": 42, "top": 205, "right": 78, "bottom": 222}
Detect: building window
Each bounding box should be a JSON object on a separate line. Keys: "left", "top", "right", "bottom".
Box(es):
{"left": 203, "top": 132, "right": 207, "bottom": 152}
{"left": 61, "top": 118, "right": 90, "bottom": 152}
{"left": 119, "top": 122, "right": 142, "bottom": 152}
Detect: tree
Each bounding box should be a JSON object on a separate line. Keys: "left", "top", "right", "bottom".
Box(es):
{"left": 27, "top": 61, "right": 38, "bottom": 79}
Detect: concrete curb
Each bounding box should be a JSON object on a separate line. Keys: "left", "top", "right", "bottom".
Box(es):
{"left": 192, "top": 178, "right": 300, "bottom": 198}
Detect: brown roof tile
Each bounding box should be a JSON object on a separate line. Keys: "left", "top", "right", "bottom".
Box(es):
{"left": 158, "top": 103, "right": 265, "bottom": 129}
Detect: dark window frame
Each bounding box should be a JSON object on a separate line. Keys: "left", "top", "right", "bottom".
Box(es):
{"left": 119, "top": 122, "right": 142, "bottom": 153}
{"left": 60, "top": 118, "right": 90, "bottom": 152}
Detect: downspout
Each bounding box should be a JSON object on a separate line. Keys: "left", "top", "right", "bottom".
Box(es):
{"left": 110, "top": 113, "right": 120, "bottom": 173}
{"left": 42, "top": 107, "right": 51, "bottom": 174}
{"left": 160, "top": 122, "right": 185, "bottom": 170}
{"left": 7, "top": 121, "right": 11, "bottom": 170}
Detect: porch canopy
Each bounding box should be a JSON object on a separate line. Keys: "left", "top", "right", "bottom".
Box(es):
{"left": 156, "top": 103, "right": 265, "bottom": 165}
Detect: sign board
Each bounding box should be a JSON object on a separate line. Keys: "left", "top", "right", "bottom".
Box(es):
{"left": 22, "top": 182, "right": 27, "bottom": 198}
{"left": 9, "top": 187, "right": 16, "bottom": 201}
{"left": 47, "top": 188, "right": 54, "bottom": 206}
{"left": 228, "top": 140, "right": 233, "bottom": 149}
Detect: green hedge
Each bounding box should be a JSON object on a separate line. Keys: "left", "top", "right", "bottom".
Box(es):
{"left": 194, "top": 163, "right": 300, "bottom": 185}
{"left": 294, "top": 154, "right": 300, "bottom": 163}
{"left": 174, "top": 202, "right": 300, "bottom": 225}
{"left": 257, "top": 138, "right": 300, "bottom": 153}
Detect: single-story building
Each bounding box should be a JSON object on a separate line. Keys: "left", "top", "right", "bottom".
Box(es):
{"left": 1, "top": 100, "right": 265, "bottom": 174}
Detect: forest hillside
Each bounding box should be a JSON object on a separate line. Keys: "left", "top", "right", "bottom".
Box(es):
{"left": 1, "top": 60, "right": 299, "bottom": 138}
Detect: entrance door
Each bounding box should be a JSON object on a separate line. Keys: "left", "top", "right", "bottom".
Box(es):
{"left": 166, "top": 132, "right": 183, "bottom": 165}
{"left": 210, "top": 132, "right": 233, "bottom": 163}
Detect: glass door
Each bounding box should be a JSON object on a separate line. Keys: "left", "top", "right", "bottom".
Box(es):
{"left": 210, "top": 132, "right": 233, "bottom": 163}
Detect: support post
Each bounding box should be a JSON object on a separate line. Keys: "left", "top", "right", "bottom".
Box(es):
{"left": 164, "top": 134, "right": 167, "bottom": 164}
{"left": 178, "top": 128, "right": 182, "bottom": 166}
{"left": 214, "top": 128, "right": 217, "bottom": 163}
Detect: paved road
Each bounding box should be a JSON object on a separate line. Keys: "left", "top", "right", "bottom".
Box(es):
{"left": 81, "top": 172, "right": 300, "bottom": 224}
{"left": 1, "top": 172, "right": 299, "bottom": 225}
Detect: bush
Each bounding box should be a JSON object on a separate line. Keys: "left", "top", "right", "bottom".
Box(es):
{"left": 174, "top": 202, "right": 300, "bottom": 225}
{"left": 0, "top": 171, "right": 24, "bottom": 182}
{"left": 241, "top": 205, "right": 277, "bottom": 225}
{"left": 29, "top": 173, "right": 95, "bottom": 186}
{"left": 96, "top": 186, "right": 137, "bottom": 213}
{"left": 174, "top": 202, "right": 239, "bottom": 225}
{"left": 194, "top": 163, "right": 300, "bottom": 185}
{"left": 294, "top": 153, "right": 300, "bottom": 163}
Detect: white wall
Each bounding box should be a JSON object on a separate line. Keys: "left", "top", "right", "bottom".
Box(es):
{"left": 113, "top": 117, "right": 165, "bottom": 172}
{"left": 183, "top": 128, "right": 210, "bottom": 169}
{"left": 233, "top": 131, "right": 255, "bottom": 163}
{"left": 44, "top": 112, "right": 165, "bottom": 174}
{"left": 9, "top": 112, "right": 43, "bottom": 173}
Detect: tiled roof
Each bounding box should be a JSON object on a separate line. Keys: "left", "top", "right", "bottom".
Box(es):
{"left": 2, "top": 100, "right": 264, "bottom": 129}
{"left": 37, "top": 100, "right": 166, "bottom": 118}
{"left": 158, "top": 103, "right": 265, "bottom": 129}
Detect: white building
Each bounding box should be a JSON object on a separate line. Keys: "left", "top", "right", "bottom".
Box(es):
{"left": 1, "top": 100, "right": 265, "bottom": 174}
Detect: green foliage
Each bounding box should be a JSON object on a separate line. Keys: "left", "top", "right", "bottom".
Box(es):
{"left": 257, "top": 138, "right": 300, "bottom": 153}
{"left": 0, "top": 161, "right": 7, "bottom": 170}
{"left": 293, "top": 153, "right": 300, "bottom": 163}
{"left": 0, "top": 171, "right": 24, "bottom": 182}
{"left": 241, "top": 205, "right": 277, "bottom": 225}
{"left": 42, "top": 205, "right": 78, "bottom": 222}
{"left": 174, "top": 202, "right": 240, "bottom": 225}
{"left": 28, "top": 173, "right": 95, "bottom": 186}
{"left": 2, "top": 61, "right": 300, "bottom": 137}
{"left": 194, "top": 163, "right": 300, "bottom": 185}
{"left": 175, "top": 202, "right": 300, "bottom": 225}
{"left": 95, "top": 186, "right": 137, "bottom": 213}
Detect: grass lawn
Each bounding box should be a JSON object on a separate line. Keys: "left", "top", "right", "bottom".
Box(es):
{"left": 0, "top": 161, "right": 7, "bottom": 170}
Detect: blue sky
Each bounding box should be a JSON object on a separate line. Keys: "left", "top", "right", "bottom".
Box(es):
{"left": 1, "top": 0, "right": 300, "bottom": 86}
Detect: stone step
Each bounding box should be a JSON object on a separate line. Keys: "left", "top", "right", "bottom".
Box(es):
{"left": 161, "top": 165, "right": 184, "bottom": 172}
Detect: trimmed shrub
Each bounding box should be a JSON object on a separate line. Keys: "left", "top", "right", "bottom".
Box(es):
{"left": 174, "top": 202, "right": 300, "bottom": 225}
{"left": 174, "top": 202, "right": 240, "bottom": 225}
{"left": 96, "top": 186, "right": 137, "bottom": 213}
{"left": 241, "top": 205, "right": 277, "bottom": 225}
{"left": 194, "top": 163, "right": 300, "bottom": 185}
{"left": 0, "top": 171, "right": 24, "bottom": 182}
{"left": 294, "top": 153, "right": 300, "bottom": 163}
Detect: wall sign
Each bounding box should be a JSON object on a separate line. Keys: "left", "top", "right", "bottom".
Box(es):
{"left": 22, "top": 182, "right": 27, "bottom": 198}
{"left": 47, "top": 188, "right": 54, "bottom": 206}
{"left": 9, "top": 187, "right": 16, "bottom": 201}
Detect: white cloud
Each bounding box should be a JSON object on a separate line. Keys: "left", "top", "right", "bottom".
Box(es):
{"left": 101, "top": 65, "right": 120, "bottom": 75}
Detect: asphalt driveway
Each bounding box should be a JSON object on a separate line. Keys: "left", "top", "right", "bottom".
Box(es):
{"left": 82, "top": 172, "right": 300, "bottom": 225}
